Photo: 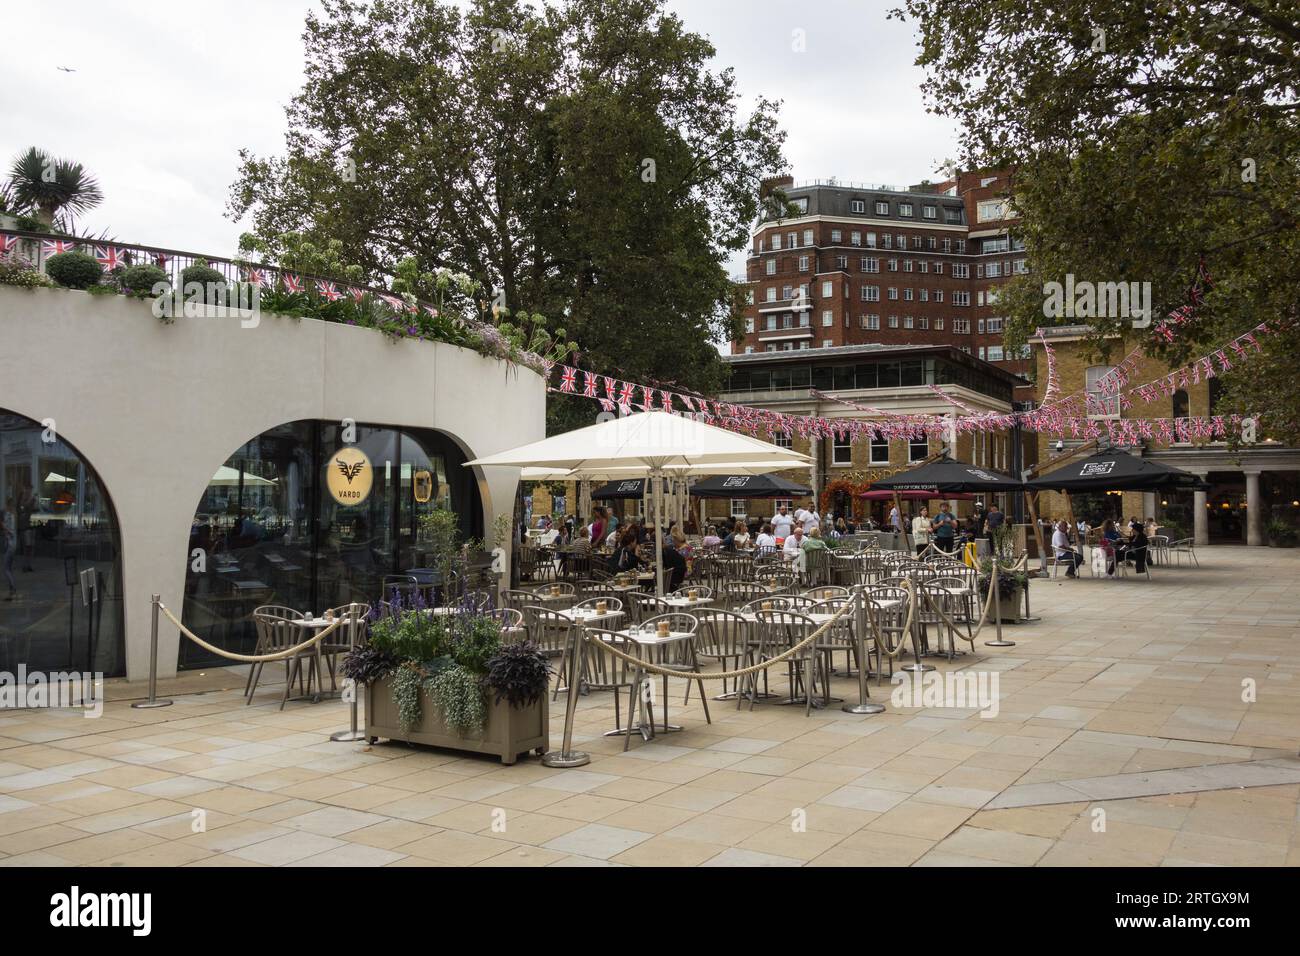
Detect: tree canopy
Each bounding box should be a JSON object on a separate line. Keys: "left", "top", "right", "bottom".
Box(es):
{"left": 897, "top": 0, "right": 1300, "bottom": 442}
{"left": 230, "top": 0, "right": 788, "bottom": 432}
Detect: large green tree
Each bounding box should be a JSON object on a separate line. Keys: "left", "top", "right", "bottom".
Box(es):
{"left": 897, "top": 0, "right": 1300, "bottom": 442}
{"left": 229, "top": 0, "right": 787, "bottom": 432}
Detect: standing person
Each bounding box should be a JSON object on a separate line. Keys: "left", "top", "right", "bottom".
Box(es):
{"left": 0, "top": 504, "right": 17, "bottom": 600}
{"left": 985, "top": 502, "right": 1006, "bottom": 545}
{"left": 888, "top": 503, "right": 902, "bottom": 534}
{"left": 930, "top": 502, "right": 959, "bottom": 553}
{"left": 911, "top": 508, "right": 932, "bottom": 556}
{"left": 802, "top": 507, "right": 820, "bottom": 534}
{"left": 772, "top": 505, "right": 794, "bottom": 541}
{"left": 590, "top": 507, "right": 606, "bottom": 551}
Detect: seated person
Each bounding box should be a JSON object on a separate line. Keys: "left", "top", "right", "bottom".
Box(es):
{"left": 782, "top": 526, "right": 806, "bottom": 559}
{"left": 1100, "top": 520, "right": 1122, "bottom": 574}
{"left": 701, "top": 525, "right": 722, "bottom": 549}
{"left": 1125, "top": 524, "right": 1151, "bottom": 573}
{"left": 728, "top": 520, "right": 752, "bottom": 551}
{"left": 801, "top": 527, "right": 828, "bottom": 551}
{"left": 614, "top": 529, "right": 644, "bottom": 573}
{"left": 753, "top": 523, "right": 777, "bottom": 552}
{"left": 660, "top": 541, "right": 687, "bottom": 591}
{"left": 1052, "top": 520, "right": 1084, "bottom": 577}
{"left": 561, "top": 525, "right": 591, "bottom": 571}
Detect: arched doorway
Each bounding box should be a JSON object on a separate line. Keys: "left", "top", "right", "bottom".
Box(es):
{"left": 0, "top": 410, "right": 125, "bottom": 675}
{"left": 179, "top": 420, "right": 482, "bottom": 669}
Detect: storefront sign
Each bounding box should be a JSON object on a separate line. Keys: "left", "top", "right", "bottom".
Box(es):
{"left": 327, "top": 447, "right": 373, "bottom": 506}
{"left": 413, "top": 469, "right": 433, "bottom": 503}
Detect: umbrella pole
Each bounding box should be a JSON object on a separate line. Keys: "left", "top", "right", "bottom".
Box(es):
{"left": 1026, "top": 490, "right": 1048, "bottom": 574}
{"left": 893, "top": 491, "right": 911, "bottom": 553}
{"left": 653, "top": 469, "right": 666, "bottom": 597}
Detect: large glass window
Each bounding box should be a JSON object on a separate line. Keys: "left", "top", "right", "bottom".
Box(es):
{"left": 0, "top": 410, "right": 124, "bottom": 675}
{"left": 180, "top": 420, "right": 481, "bottom": 669}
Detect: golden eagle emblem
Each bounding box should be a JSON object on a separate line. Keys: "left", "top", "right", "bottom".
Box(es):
{"left": 336, "top": 459, "right": 366, "bottom": 484}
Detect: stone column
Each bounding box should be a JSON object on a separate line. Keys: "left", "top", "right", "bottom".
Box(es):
{"left": 1245, "top": 470, "right": 1263, "bottom": 546}
{"left": 1142, "top": 492, "right": 1156, "bottom": 520}
{"left": 810, "top": 435, "right": 823, "bottom": 503}
{"left": 1192, "top": 471, "right": 1209, "bottom": 546}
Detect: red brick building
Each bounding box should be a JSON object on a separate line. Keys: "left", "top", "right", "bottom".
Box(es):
{"left": 732, "top": 172, "right": 1028, "bottom": 381}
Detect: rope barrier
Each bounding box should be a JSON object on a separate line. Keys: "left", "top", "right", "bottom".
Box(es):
{"left": 585, "top": 599, "right": 857, "bottom": 680}
{"left": 158, "top": 603, "right": 345, "bottom": 662}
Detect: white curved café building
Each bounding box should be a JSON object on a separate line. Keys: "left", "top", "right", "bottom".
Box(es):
{"left": 0, "top": 285, "right": 543, "bottom": 680}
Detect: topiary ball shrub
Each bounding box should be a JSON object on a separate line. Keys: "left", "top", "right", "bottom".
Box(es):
{"left": 121, "top": 263, "right": 169, "bottom": 296}
{"left": 45, "top": 250, "right": 102, "bottom": 289}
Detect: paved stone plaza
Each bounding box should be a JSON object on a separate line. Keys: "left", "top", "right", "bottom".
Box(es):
{"left": 2, "top": 546, "right": 1298, "bottom": 867}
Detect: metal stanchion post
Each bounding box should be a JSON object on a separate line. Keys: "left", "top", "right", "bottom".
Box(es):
{"left": 984, "top": 561, "right": 1016, "bottom": 647}
{"left": 842, "top": 588, "right": 884, "bottom": 715}
{"left": 132, "top": 594, "right": 174, "bottom": 709}
{"left": 542, "top": 624, "right": 590, "bottom": 767}
{"left": 331, "top": 604, "right": 366, "bottom": 742}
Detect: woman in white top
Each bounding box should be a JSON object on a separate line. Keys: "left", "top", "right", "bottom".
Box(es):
{"left": 754, "top": 523, "right": 777, "bottom": 551}
{"left": 730, "top": 520, "right": 751, "bottom": 551}
{"left": 911, "top": 507, "right": 931, "bottom": 556}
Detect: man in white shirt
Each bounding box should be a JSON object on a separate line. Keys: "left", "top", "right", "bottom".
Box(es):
{"left": 1053, "top": 520, "right": 1083, "bottom": 577}
{"left": 772, "top": 506, "right": 794, "bottom": 540}
{"left": 783, "top": 526, "right": 805, "bottom": 569}
{"left": 889, "top": 505, "right": 901, "bottom": 533}
{"left": 803, "top": 509, "right": 820, "bottom": 533}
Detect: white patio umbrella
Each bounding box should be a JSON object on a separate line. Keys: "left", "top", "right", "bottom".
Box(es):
{"left": 466, "top": 411, "right": 809, "bottom": 596}
{"left": 209, "top": 465, "right": 277, "bottom": 487}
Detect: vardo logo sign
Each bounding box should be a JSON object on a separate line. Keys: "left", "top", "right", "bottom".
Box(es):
{"left": 1079, "top": 461, "right": 1116, "bottom": 477}
{"left": 327, "top": 447, "right": 373, "bottom": 506}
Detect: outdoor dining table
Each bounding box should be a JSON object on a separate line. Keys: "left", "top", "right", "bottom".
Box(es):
{"left": 288, "top": 616, "right": 347, "bottom": 705}
{"left": 661, "top": 596, "right": 713, "bottom": 610}
{"left": 613, "top": 625, "right": 701, "bottom": 738}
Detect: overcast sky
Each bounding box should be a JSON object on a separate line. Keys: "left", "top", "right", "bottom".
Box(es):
{"left": 0, "top": 0, "right": 959, "bottom": 272}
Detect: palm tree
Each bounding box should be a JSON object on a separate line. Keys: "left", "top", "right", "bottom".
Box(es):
{"left": 7, "top": 147, "right": 104, "bottom": 229}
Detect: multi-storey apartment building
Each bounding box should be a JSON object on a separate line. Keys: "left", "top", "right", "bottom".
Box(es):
{"left": 732, "top": 172, "right": 1030, "bottom": 380}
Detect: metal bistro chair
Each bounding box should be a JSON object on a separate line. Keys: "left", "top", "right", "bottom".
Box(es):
{"left": 693, "top": 608, "right": 750, "bottom": 700}
{"left": 522, "top": 606, "right": 573, "bottom": 699}
{"left": 810, "top": 598, "right": 856, "bottom": 706}
{"left": 500, "top": 588, "right": 538, "bottom": 612}
{"left": 753, "top": 609, "right": 821, "bottom": 716}
{"left": 1117, "top": 543, "right": 1152, "bottom": 581}
{"left": 1149, "top": 535, "right": 1170, "bottom": 567}
{"left": 582, "top": 627, "right": 646, "bottom": 751}
{"left": 802, "top": 547, "right": 831, "bottom": 587}
{"left": 248, "top": 610, "right": 321, "bottom": 710}
{"left": 1170, "top": 537, "right": 1200, "bottom": 567}
{"left": 637, "top": 612, "right": 711, "bottom": 727}
{"left": 490, "top": 606, "right": 526, "bottom": 642}
{"left": 380, "top": 574, "right": 420, "bottom": 605}
{"left": 245, "top": 605, "right": 306, "bottom": 700}
{"left": 862, "top": 587, "right": 910, "bottom": 685}
{"left": 628, "top": 592, "right": 670, "bottom": 625}
{"left": 915, "top": 580, "right": 961, "bottom": 660}
{"left": 719, "top": 580, "right": 766, "bottom": 611}
{"left": 320, "top": 602, "right": 370, "bottom": 693}
{"left": 669, "top": 585, "right": 713, "bottom": 601}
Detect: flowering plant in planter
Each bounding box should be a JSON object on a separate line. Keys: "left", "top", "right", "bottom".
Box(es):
{"left": 340, "top": 600, "right": 550, "bottom": 740}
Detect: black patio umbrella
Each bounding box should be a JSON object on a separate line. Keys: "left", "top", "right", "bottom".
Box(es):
{"left": 1027, "top": 449, "right": 1208, "bottom": 492}
{"left": 591, "top": 477, "right": 669, "bottom": 499}
{"left": 868, "top": 455, "right": 1025, "bottom": 493}
{"left": 689, "top": 472, "right": 813, "bottom": 499}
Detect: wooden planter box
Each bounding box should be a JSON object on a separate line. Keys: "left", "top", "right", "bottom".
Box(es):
{"left": 365, "top": 676, "right": 548, "bottom": 765}
{"left": 996, "top": 593, "right": 1022, "bottom": 624}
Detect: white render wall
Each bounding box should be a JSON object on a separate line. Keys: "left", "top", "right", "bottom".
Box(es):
{"left": 0, "top": 286, "right": 544, "bottom": 679}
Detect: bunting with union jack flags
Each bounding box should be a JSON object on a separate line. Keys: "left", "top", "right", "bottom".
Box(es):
{"left": 315, "top": 280, "right": 342, "bottom": 302}
{"left": 245, "top": 267, "right": 267, "bottom": 286}
{"left": 93, "top": 245, "right": 127, "bottom": 271}
{"left": 41, "top": 239, "right": 78, "bottom": 256}
{"left": 281, "top": 272, "right": 304, "bottom": 293}
{"left": 559, "top": 366, "right": 577, "bottom": 392}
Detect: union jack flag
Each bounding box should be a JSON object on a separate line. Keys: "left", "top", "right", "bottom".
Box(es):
{"left": 245, "top": 268, "right": 267, "bottom": 285}
{"left": 154, "top": 253, "right": 171, "bottom": 270}
{"left": 560, "top": 366, "right": 577, "bottom": 392}
{"left": 315, "top": 280, "right": 342, "bottom": 301}
{"left": 282, "top": 272, "right": 304, "bottom": 293}
{"left": 93, "top": 245, "right": 127, "bottom": 270}
{"left": 598, "top": 398, "right": 615, "bottom": 413}
{"left": 1, "top": 235, "right": 20, "bottom": 253}
{"left": 423, "top": 305, "right": 439, "bottom": 317}
{"left": 380, "top": 294, "right": 403, "bottom": 310}
{"left": 618, "top": 382, "right": 634, "bottom": 407}
{"left": 42, "top": 239, "right": 77, "bottom": 256}
{"left": 348, "top": 286, "right": 366, "bottom": 303}
{"left": 660, "top": 391, "right": 673, "bottom": 411}
{"left": 602, "top": 376, "right": 615, "bottom": 398}
{"left": 583, "top": 372, "right": 597, "bottom": 397}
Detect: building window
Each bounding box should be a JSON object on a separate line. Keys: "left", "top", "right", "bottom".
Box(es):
{"left": 953, "top": 318, "right": 970, "bottom": 333}
{"left": 1172, "top": 389, "right": 1189, "bottom": 421}
{"left": 978, "top": 318, "right": 986, "bottom": 334}
{"left": 875, "top": 200, "right": 889, "bottom": 215}
{"left": 978, "top": 347, "right": 986, "bottom": 360}
{"left": 787, "top": 232, "right": 798, "bottom": 249}
{"left": 861, "top": 257, "right": 878, "bottom": 273}
{"left": 955, "top": 239, "right": 966, "bottom": 253}
{"left": 919, "top": 289, "right": 929, "bottom": 302}
{"left": 986, "top": 317, "right": 1003, "bottom": 333}
{"left": 953, "top": 291, "right": 970, "bottom": 306}
{"left": 744, "top": 317, "right": 754, "bottom": 333}
{"left": 918, "top": 316, "right": 929, "bottom": 329}
{"left": 919, "top": 261, "right": 929, "bottom": 274}
{"left": 977, "top": 264, "right": 985, "bottom": 279}
{"left": 865, "top": 232, "right": 877, "bottom": 248}
{"left": 821, "top": 280, "right": 833, "bottom": 297}
{"left": 798, "top": 312, "right": 809, "bottom": 327}
{"left": 977, "top": 199, "right": 1007, "bottom": 222}
{"left": 862, "top": 286, "right": 879, "bottom": 302}
{"left": 887, "top": 287, "right": 898, "bottom": 300}
{"left": 935, "top": 318, "right": 944, "bottom": 330}
{"left": 903, "top": 316, "right": 914, "bottom": 329}
{"left": 888, "top": 315, "right": 899, "bottom": 328}
{"left": 799, "top": 255, "right": 809, "bottom": 272}
{"left": 883, "top": 234, "right": 893, "bottom": 249}
{"left": 803, "top": 228, "right": 813, "bottom": 246}
{"left": 899, "top": 202, "right": 913, "bottom": 217}
{"left": 903, "top": 259, "right": 913, "bottom": 273}
{"left": 987, "top": 345, "right": 1004, "bottom": 361}
{"left": 952, "top": 263, "right": 969, "bottom": 279}
{"left": 730, "top": 498, "right": 748, "bottom": 518}
{"left": 744, "top": 346, "right": 754, "bottom": 354}
{"left": 862, "top": 314, "right": 880, "bottom": 330}
{"left": 791, "top": 198, "right": 808, "bottom": 214}
{"left": 850, "top": 200, "right": 865, "bottom": 214}
{"left": 942, "top": 239, "right": 951, "bottom": 253}
{"left": 903, "top": 289, "right": 914, "bottom": 301}
{"left": 923, "top": 205, "right": 936, "bottom": 219}
{"left": 927, "top": 237, "right": 936, "bottom": 250}
{"left": 850, "top": 231, "right": 861, "bottom": 246}
{"left": 764, "top": 315, "right": 776, "bottom": 331}
{"left": 909, "top": 437, "right": 929, "bottom": 461}
{"left": 771, "top": 234, "right": 782, "bottom": 250}
{"left": 822, "top": 310, "right": 833, "bottom": 326}
{"left": 870, "top": 437, "right": 890, "bottom": 464}
{"left": 772, "top": 431, "right": 793, "bottom": 449}
{"left": 934, "top": 263, "right": 944, "bottom": 275}
{"left": 1086, "top": 365, "right": 1120, "bottom": 417}
{"left": 766, "top": 259, "right": 776, "bottom": 275}
{"left": 782, "top": 284, "right": 793, "bottom": 300}
{"left": 888, "top": 258, "right": 898, "bottom": 272}
{"left": 822, "top": 339, "right": 833, "bottom": 349}
{"left": 745, "top": 289, "right": 754, "bottom": 304}
{"left": 833, "top": 435, "right": 853, "bottom": 465}
{"left": 830, "top": 229, "right": 842, "bottom": 243}
{"left": 765, "top": 287, "right": 777, "bottom": 302}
